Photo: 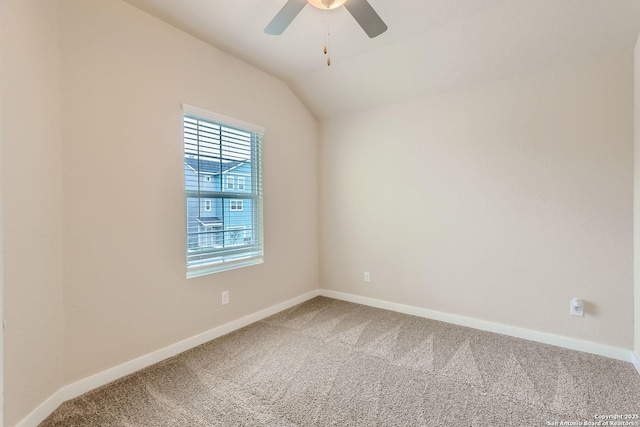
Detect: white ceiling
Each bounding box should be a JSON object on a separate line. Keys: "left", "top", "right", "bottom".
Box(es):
{"left": 123, "top": 0, "right": 640, "bottom": 120}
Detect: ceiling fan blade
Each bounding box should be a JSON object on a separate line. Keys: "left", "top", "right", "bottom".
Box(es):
{"left": 264, "top": 0, "right": 308, "bottom": 35}
{"left": 344, "top": 0, "right": 388, "bottom": 38}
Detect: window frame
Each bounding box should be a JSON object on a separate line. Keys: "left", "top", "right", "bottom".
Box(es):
{"left": 237, "top": 176, "right": 246, "bottom": 191}
{"left": 182, "top": 104, "right": 265, "bottom": 278}
{"left": 226, "top": 175, "right": 235, "bottom": 190}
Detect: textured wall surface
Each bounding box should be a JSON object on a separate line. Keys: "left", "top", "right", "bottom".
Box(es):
{"left": 59, "top": 0, "right": 319, "bottom": 386}
{"left": 0, "top": 1, "right": 65, "bottom": 425}
{"left": 320, "top": 53, "right": 634, "bottom": 349}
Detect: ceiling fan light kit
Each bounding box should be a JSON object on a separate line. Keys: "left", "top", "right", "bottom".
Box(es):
{"left": 307, "top": 0, "right": 347, "bottom": 10}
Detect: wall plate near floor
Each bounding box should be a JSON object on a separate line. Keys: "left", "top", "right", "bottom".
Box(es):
{"left": 221, "top": 291, "right": 229, "bottom": 305}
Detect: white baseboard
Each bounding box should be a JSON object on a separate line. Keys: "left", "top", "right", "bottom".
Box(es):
{"left": 16, "top": 289, "right": 320, "bottom": 427}
{"left": 632, "top": 352, "right": 640, "bottom": 376}
{"left": 319, "top": 289, "right": 635, "bottom": 364}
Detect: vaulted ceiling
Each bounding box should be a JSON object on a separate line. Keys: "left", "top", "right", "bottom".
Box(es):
{"left": 123, "top": 0, "right": 640, "bottom": 120}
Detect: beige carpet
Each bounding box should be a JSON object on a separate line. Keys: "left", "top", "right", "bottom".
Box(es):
{"left": 41, "top": 297, "right": 640, "bottom": 426}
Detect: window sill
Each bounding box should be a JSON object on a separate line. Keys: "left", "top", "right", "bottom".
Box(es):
{"left": 186, "top": 257, "right": 263, "bottom": 279}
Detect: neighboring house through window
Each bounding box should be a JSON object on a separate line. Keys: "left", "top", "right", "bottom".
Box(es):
{"left": 183, "top": 104, "right": 264, "bottom": 278}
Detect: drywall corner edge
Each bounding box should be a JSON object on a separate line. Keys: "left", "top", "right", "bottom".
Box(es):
{"left": 319, "top": 289, "right": 635, "bottom": 364}
{"left": 15, "top": 289, "right": 320, "bottom": 427}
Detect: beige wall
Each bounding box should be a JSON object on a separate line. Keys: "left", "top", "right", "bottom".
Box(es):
{"left": 320, "top": 53, "right": 634, "bottom": 349}
{"left": 635, "top": 35, "right": 640, "bottom": 357}
{"left": 59, "top": 0, "right": 318, "bottom": 385}
{"left": 0, "top": 1, "right": 65, "bottom": 425}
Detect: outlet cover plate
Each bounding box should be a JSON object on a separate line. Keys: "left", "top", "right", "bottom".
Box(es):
{"left": 570, "top": 298, "right": 584, "bottom": 317}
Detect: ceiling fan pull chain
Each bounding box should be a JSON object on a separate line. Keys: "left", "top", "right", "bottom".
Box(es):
{"left": 325, "top": 10, "right": 331, "bottom": 66}
{"left": 323, "top": 10, "right": 328, "bottom": 55}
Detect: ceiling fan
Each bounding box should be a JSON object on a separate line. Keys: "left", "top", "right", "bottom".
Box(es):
{"left": 265, "top": 0, "right": 388, "bottom": 39}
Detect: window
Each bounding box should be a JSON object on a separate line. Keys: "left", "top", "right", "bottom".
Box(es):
{"left": 183, "top": 104, "right": 264, "bottom": 277}
{"left": 230, "top": 200, "right": 243, "bottom": 211}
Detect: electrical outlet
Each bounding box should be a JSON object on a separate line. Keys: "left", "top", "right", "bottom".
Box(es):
{"left": 364, "top": 272, "right": 371, "bottom": 283}
{"left": 570, "top": 298, "right": 584, "bottom": 317}
{"left": 221, "top": 291, "right": 229, "bottom": 305}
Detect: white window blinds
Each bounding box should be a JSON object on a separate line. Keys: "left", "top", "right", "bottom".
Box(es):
{"left": 182, "top": 104, "right": 264, "bottom": 277}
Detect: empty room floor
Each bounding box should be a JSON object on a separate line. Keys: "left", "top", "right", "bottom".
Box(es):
{"left": 41, "top": 297, "right": 640, "bottom": 426}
